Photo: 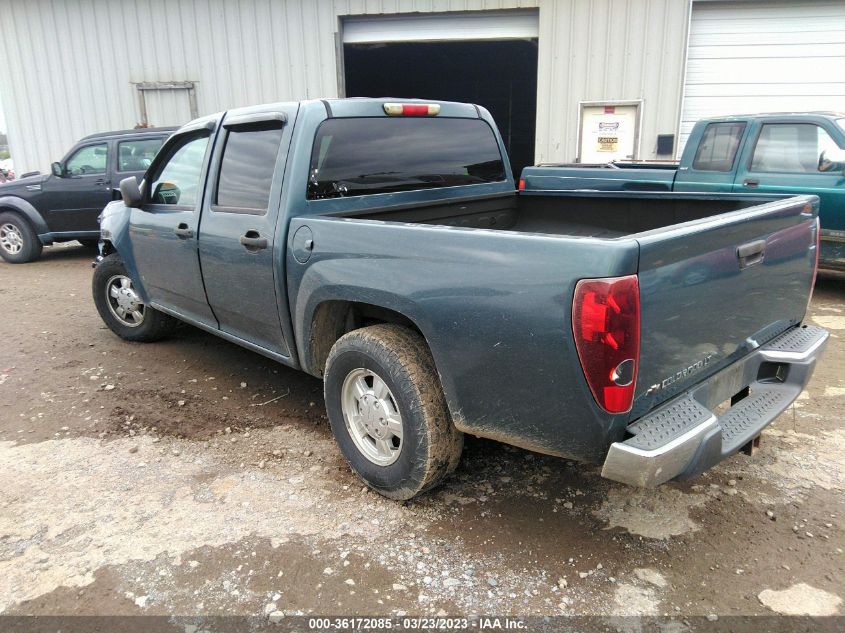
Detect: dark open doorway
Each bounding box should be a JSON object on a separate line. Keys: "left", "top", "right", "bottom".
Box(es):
{"left": 343, "top": 39, "right": 538, "bottom": 179}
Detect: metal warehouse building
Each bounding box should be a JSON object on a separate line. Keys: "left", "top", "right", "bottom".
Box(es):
{"left": 0, "top": 0, "right": 843, "bottom": 176}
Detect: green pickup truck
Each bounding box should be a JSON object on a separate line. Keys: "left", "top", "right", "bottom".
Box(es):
{"left": 522, "top": 113, "right": 845, "bottom": 270}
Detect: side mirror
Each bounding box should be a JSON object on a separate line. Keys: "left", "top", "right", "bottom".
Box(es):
{"left": 51, "top": 162, "right": 64, "bottom": 177}
{"left": 819, "top": 148, "right": 845, "bottom": 175}
{"left": 119, "top": 176, "right": 144, "bottom": 208}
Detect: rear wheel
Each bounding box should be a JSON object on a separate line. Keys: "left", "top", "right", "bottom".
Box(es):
{"left": 0, "top": 212, "right": 42, "bottom": 263}
{"left": 324, "top": 324, "right": 463, "bottom": 500}
{"left": 92, "top": 253, "right": 178, "bottom": 342}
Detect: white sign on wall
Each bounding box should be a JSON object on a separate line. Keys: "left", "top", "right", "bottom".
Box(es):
{"left": 579, "top": 103, "right": 640, "bottom": 163}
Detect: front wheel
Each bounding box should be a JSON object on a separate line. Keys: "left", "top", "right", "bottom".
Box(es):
{"left": 0, "top": 212, "right": 42, "bottom": 263}
{"left": 92, "top": 253, "right": 178, "bottom": 342}
{"left": 324, "top": 324, "right": 463, "bottom": 500}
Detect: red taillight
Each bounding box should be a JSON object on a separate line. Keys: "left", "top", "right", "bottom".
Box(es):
{"left": 383, "top": 103, "right": 441, "bottom": 116}
{"left": 518, "top": 178, "right": 526, "bottom": 191}
{"left": 572, "top": 275, "right": 640, "bottom": 414}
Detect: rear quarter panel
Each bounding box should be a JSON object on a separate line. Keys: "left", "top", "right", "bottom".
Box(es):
{"left": 287, "top": 215, "right": 640, "bottom": 462}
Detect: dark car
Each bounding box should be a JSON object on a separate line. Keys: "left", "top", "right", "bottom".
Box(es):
{"left": 0, "top": 127, "right": 174, "bottom": 263}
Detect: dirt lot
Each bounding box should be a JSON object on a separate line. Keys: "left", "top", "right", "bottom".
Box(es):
{"left": 0, "top": 243, "right": 843, "bottom": 622}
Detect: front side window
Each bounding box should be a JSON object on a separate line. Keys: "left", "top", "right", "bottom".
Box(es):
{"left": 118, "top": 138, "right": 165, "bottom": 172}
{"left": 149, "top": 134, "right": 210, "bottom": 207}
{"left": 215, "top": 124, "right": 285, "bottom": 214}
{"left": 751, "top": 123, "right": 840, "bottom": 173}
{"left": 691, "top": 122, "right": 745, "bottom": 172}
{"left": 307, "top": 117, "right": 506, "bottom": 200}
{"left": 65, "top": 143, "right": 108, "bottom": 175}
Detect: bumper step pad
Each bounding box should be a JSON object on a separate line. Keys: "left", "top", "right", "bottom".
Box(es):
{"left": 719, "top": 386, "right": 794, "bottom": 455}
{"left": 626, "top": 397, "right": 713, "bottom": 451}
{"left": 761, "top": 325, "right": 827, "bottom": 358}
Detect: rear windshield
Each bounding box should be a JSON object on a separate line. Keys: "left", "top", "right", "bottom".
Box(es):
{"left": 307, "top": 117, "right": 506, "bottom": 199}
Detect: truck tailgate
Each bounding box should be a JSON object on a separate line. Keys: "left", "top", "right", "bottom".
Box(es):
{"left": 630, "top": 195, "right": 819, "bottom": 419}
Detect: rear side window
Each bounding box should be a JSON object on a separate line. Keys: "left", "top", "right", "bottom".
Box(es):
{"left": 692, "top": 122, "right": 746, "bottom": 172}
{"left": 215, "top": 124, "right": 285, "bottom": 214}
{"left": 307, "top": 118, "right": 506, "bottom": 200}
{"left": 118, "top": 138, "right": 164, "bottom": 172}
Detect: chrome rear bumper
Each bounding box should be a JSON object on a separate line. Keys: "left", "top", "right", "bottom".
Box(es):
{"left": 601, "top": 325, "right": 829, "bottom": 488}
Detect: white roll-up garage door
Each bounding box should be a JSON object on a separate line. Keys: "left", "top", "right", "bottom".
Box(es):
{"left": 680, "top": 0, "right": 845, "bottom": 152}
{"left": 342, "top": 10, "right": 539, "bottom": 44}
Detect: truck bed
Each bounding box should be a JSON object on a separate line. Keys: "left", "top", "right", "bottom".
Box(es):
{"left": 343, "top": 190, "right": 782, "bottom": 239}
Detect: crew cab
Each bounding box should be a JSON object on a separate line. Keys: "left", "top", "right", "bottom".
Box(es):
{"left": 522, "top": 113, "right": 845, "bottom": 270}
{"left": 0, "top": 127, "right": 173, "bottom": 263}
{"left": 93, "top": 99, "right": 827, "bottom": 500}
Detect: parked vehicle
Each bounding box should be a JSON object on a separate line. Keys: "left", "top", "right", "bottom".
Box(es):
{"left": 522, "top": 113, "right": 845, "bottom": 270}
{"left": 0, "top": 127, "right": 174, "bottom": 263}
{"left": 93, "top": 99, "right": 827, "bottom": 500}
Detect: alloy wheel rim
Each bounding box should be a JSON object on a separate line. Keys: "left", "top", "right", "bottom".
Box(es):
{"left": 105, "top": 274, "right": 145, "bottom": 327}
{"left": 340, "top": 368, "right": 404, "bottom": 466}
{"left": 0, "top": 223, "right": 23, "bottom": 254}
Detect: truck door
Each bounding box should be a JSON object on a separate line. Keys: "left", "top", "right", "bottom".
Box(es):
{"left": 40, "top": 141, "right": 112, "bottom": 232}
{"left": 128, "top": 123, "right": 218, "bottom": 326}
{"left": 673, "top": 121, "right": 747, "bottom": 193}
{"left": 734, "top": 119, "right": 845, "bottom": 266}
{"left": 197, "top": 106, "right": 298, "bottom": 357}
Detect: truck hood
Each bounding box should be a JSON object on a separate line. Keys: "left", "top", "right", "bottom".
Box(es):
{"left": 0, "top": 173, "right": 48, "bottom": 195}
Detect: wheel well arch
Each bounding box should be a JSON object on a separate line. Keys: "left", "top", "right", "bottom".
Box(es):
{"left": 99, "top": 239, "right": 117, "bottom": 257}
{"left": 0, "top": 205, "right": 33, "bottom": 227}
{"left": 0, "top": 197, "right": 49, "bottom": 236}
{"left": 307, "top": 300, "right": 424, "bottom": 377}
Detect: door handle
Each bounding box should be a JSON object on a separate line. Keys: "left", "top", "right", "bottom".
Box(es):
{"left": 95, "top": 179, "right": 110, "bottom": 186}
{"left": 239, "top": 230, "right": 268, "bottom": 250}
{"left": 737, "top": 239, "right": 766, "bottom": 269}
{"left": 174, "top": 223, "right": 194, "bottom": 239}
{"left": 743, "top": 178, "right": 760, "bottom": 187}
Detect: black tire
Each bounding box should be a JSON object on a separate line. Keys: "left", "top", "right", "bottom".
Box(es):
{"left": 0, "top": 211, "right": 42, "bottom": 263}
{"left": 92, "top": 253, "right": 178, "bottom": 342}
{"left": 324, "top": 324, "right": 463, "bottom": 500}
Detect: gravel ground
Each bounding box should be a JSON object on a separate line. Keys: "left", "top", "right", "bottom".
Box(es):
{"left": 0, "top": 242, "right": 843, "bottom": 621}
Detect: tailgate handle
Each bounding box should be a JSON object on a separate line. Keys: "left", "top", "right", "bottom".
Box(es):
{"left": 737, "top": 239, "right": 766, "bottom": 269}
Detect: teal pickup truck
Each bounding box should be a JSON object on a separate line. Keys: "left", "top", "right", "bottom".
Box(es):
{"left": 522, "top": 113, "right": 845, "bottom": 270}
{"left": 92, "top": 98, "right": 827, "bottom": 500}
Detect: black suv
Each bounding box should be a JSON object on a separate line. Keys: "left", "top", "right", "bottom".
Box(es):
{"left": 0, "top": 127, "right": 174, "bottom": 263}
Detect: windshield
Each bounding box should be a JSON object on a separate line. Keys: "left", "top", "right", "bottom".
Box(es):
{"left": 308, "top": 117, "right": 506, "bottom": 200}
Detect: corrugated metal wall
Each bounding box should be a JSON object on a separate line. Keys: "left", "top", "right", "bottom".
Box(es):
{"left": 680, "top": 0, "right": 845, "bottom": 151}
{"left": 536, "top": 0, "right": 691, "bottom": 163}
{"left": 0, "top": 0, "right": 689, "bottom": 173}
